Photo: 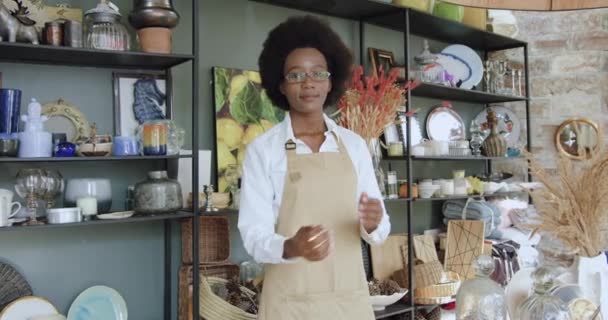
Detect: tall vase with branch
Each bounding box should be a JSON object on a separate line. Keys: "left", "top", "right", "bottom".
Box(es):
{"left": 525, "top": 146, "right": 608, "bottom": 315}
{"left": 335, "top": 65, "right": 418, "bottom": 197}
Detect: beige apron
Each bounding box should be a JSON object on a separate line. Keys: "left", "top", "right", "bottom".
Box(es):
{"left": 258, "top": 134, "right": 374, "bottom": 320}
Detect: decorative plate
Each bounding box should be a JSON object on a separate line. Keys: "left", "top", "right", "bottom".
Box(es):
{"left": 435, "top": 53, "right": 471, "bottom": 85}
{"left": 0, "top": 261, "right": 33, "bottom": 310}
{"left": 97, "top": 211, "right": 134, "bottom": 220}
{"left": 426, "top": 106, "right": 466, "bottom": 141}
{"left": 67, "top": 285, "right": 127, "bottom": 320}
{"left": 474, "top": 106, "right": 521, "bottom": 146}
{"left": 42, "top": 99, "right": 90, "bottom": 143}
{"left": 0, "top": 296, "right": 58, "bottom": 320}
{"left": 442, "top": 44, "right": 484, "bottom": 90}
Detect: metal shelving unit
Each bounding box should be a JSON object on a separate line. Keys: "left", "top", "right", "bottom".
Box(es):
{"left": 247, "top": 0, "right": 530, "bottom": 319}
{"left": 0, "top": 1, "right": 200, "bottom": 319}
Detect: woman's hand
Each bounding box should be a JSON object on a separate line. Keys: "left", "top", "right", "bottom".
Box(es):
{"left": 283, "top": 225, "right": 331, "bottom": 261}
{"left": 359, "top": 192, "right": 382, "bottom": 234}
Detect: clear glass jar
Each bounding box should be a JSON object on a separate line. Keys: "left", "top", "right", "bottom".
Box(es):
{"left": 387, "top": 170, "right": 398, "bottom": 199}
{"left": 456, "top": 255, "right": 507, "bottom": 320}
{"left": 516, "top": 267, "right": 572, "bottom": 320}
{"left": 84, "top": 0, "right": 131, "bottom": 51}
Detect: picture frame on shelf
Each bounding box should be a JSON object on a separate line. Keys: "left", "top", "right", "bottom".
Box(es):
{"left": 112, "top": 71, "right": 172, "bottom": 137}
{"left": 369, "top": 48, "right": 395, "bottom": 77}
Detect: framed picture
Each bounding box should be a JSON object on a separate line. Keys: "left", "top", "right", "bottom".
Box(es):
{"left": 212, "top": 66, "right": 285, "bottom": 192}
{"left": 369, "top": 48, "right": 395, "bottom": 77}
{"left": 112, "top": 71, "right": 172, "bottom": 136}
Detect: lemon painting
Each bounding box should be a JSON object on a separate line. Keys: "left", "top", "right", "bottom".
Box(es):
{"left": 213, "top": 67, "right": 285, "bottom": 192}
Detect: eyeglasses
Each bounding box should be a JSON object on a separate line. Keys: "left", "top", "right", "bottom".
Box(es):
{"left": 284, "top": 70, "right": 331, "bottom": 83}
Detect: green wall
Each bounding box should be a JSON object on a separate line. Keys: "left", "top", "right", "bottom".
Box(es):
{"left": 0, "top": 0, "right": 487, "bottom": 318}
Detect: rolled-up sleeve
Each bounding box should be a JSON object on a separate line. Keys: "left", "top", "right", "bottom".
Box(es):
{"left": 355, "top": 138, "right": 391, "bottom": 245}
{"left": 238, "top": 141, "right": 290, "bottom": 264}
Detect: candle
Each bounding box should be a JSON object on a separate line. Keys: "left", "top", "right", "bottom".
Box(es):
{"left": 77, "top": 197, "right": 98, "bottom": 217}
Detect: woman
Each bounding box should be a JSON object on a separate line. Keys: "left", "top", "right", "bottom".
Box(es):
{"left": 238, "top": 15, "right": 390, "bottom": 320}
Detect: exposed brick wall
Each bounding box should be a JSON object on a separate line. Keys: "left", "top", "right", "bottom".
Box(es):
{"left": 493, "top": 8, "right": 608, "bottom": 174}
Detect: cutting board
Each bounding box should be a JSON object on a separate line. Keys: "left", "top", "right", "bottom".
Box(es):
{"left": 371, "top": 233, "right": 408, "bottom": 280}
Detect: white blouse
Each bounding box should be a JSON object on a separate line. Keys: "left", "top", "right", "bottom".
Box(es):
{"left": 237, "top": 112, "right": 391, "bottom": 264}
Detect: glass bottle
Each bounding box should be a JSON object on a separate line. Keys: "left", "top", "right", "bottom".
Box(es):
{"left": 469, "top": 120, "right": 484, "bottom": 156}
{"left": 516, "top": 266, "right": 572, "bottom": 320}
{"left": 453, "top": 169, "right": 467, "bottom": 196}
{"left": 386, "top": 163, "right": 398, "bottom": 200}
{"left": 456, "top": 255, "right": 507, "bottom": 320}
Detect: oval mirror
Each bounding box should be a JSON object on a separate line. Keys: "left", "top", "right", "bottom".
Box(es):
{"left": 555, "top": 118, "right": 600, "bottom": 160}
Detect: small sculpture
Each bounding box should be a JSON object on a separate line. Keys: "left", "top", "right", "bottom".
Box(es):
{"left": 0, "top": 0, "right": 39, "bottom": 44}
{"left": 204, "top": 185, "right": 218, "bottom": 212}
{"left": 481, "top": 109, "right": 507, "bottom": 157}
{"left": 18, "top": 98, "right": 52, "bottom": 157}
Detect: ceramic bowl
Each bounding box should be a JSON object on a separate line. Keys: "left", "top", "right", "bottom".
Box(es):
{"left": 77, "top": 142, "right": 113, "bottom": 157}
{"left": 419, "top": 185, "right": 440, "bottom": 199}
{"left": 370, "top": 290, "right": 408, "bottom": 311}
{"left": 0, "top": 138, "right": 19, "bottom": 157}
{"left": 64, "top": 179, "right": 112, "bottom": 213}
{"left": 46, "top": 207, "right": 82, "bottom": 224}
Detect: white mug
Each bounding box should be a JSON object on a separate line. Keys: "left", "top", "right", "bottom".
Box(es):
{"left": 0, "top": 188, "right": 21, "bottom": 227}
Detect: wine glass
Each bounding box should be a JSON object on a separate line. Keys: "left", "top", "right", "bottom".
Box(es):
{"left": 41, "top": 170, "right": 64, "bottom": 209}
{"left": 14, "top": 169, "right": 44, "bottom": 225}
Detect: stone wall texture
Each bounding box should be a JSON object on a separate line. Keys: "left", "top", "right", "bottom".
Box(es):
{"left": 494, "top": 8, "right": 608, "bottom": 175}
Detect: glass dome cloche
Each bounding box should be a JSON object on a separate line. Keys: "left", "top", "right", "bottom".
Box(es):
{"left": 516, "top": 266, "right": 572, "bottom": 320}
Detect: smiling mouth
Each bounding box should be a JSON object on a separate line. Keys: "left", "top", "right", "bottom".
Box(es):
{"left": 300, "top": 94, "right": 320, "bottom": 101}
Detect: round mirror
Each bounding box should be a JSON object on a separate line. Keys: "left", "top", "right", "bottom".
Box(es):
{"left": 555, "top": 118, "right": 600, "bottom": 160}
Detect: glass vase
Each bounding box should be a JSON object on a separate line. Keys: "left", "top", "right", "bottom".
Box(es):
{"left": 367, "top": 138, "right": 386, "bottom": 198}
{"left": 516, "top": 266, "right": 572, "bottom": 320}
{"left": 456, "top": 255, "right": 507, "bottom": 320}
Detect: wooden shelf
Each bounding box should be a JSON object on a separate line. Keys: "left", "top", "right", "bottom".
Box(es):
{"left": 0, "top": 211, "right": 194, "bottom": 232}
{"left": 0, "top": 42, "right": 193, "bottom": 69}
{"left": 0, "top": 154, "right": 191, "bottom": 163}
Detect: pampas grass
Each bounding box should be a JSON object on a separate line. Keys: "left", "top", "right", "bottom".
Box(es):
{"left": 526, "top": 147, "right": 608, "bottom": 257}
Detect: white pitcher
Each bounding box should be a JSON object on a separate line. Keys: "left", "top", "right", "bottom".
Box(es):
{"left": 0, "top": 188, "right": 21, "bottom": 227}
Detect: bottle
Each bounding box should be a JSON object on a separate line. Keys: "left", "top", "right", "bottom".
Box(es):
{"left": 456, "top": 255, "right": 507, "bottom": 320}
{"left": 516, "top": 266, "right": 572, "bottom": 320}
{"left": 387, "top": 163, "right": 398, "bottom": 200}
{"left": 18, "top": 98, "right": 52, "bottom": 158}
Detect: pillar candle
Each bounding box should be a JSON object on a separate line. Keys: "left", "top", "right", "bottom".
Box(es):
{"left": 77, "top": 196, "right": 98, "bottom": 217}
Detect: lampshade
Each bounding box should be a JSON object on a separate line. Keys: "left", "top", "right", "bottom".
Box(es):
{"left": 440, "top": 0, "right": 608, "bottom": 11}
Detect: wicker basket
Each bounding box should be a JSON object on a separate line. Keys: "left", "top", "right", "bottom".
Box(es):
{"left": 178, "top": 264, "right": 240, "bottom": 320}
{"left": 200, "top": 276, "right": 257, "bottom": 320}
{"left": 414, "top": 271, "right": 461, "bottom": 299}
{"left": 181, "top": 216, "right": 230, "bottom": 264}
{"left": 413, "top": 261, "right": 444, "bottom": 289}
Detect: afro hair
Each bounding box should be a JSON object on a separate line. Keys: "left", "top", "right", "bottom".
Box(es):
{"left": 258, "top": 15, "right": 354, "bottom": 111}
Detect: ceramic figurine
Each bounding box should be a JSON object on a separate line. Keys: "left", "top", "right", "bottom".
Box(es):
{"left": 204, "top": 185, "right": 218, "bottom": 212}
{"left": 18, "top": 98, "right": 52, "bottom": 158}
{"left": 0, "top": 0, "right": 39, "bottom": 44}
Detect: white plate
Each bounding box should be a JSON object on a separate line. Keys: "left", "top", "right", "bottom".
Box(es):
{"left": 370, "top": 290, "right": 408, "bottom": 311}
{"left": 426, "top": 106, "right": 466, "bottom": 141}
{"left": 442, "top": 44, "right": 484, "bottom": 90}
{"left": 475, "top": 106, "right": 521, "bottom": 147}
{"left": 96, "top": 211, "right": 134, "bottom": 220}
{"left": 0, "top": 296, "right": 59, "bottom": 320}
{"left": 67, "top": 286, "right": 127, "bottom": 320}
{"left": 435, "top": 53, "right": 471, "bottom": 85}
